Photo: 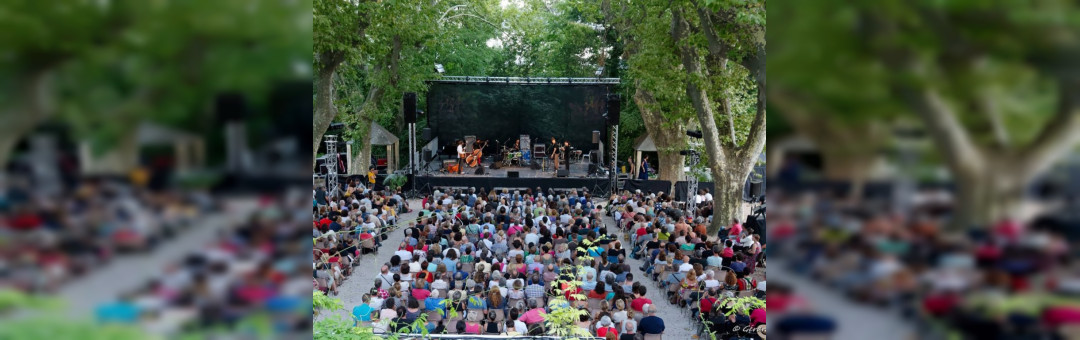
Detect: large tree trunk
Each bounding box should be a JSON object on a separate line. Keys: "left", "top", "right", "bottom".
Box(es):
{"left": 953, "top": 165, "right": 1028, "bottom": 229}
{"left": 633, "top": 84, "right": 685, "bottom": 189}
{"left": 0, "top": 69, "right": 55, "bottom": 168}
{"left": 821, "top": 148, "right": 876, "bottom": 201}
{"left": 714, "top": 171, "right": 747, "bottom": 235}
{"left": 671, "top": 8, "right": 766, "bottom": 235}
{"left": 313, "top": 52, "right": 346, "bottom": 167}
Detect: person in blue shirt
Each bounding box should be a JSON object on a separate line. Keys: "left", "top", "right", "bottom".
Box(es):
{"left": 352, "top": 294, "right": 374, "bottom": 325}
{"left": 95, "top": 295, "right": 140, "bottom": 324}
{"left": 730, "top": 253, "right": 747, "bottom": 274}
{"left": 638, "top": 305, "right": 666, "bottom": 334}
{"left": 424, "top": 290, "right": 446, "bottom": 316}
{"left": 466, "top": 286, "right": 487, "bottom": 310}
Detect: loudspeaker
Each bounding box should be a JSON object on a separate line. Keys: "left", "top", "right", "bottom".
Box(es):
{"left": 589, "top": 150, "right": 600, "bottom": 164}
{"left": 556, "top": 169, "right": 569, "bottom": 178}
{"left": 403, "top": 93, "right": 417, "bottom": 123}
{"left": 475, "top": 165, "right": 485, "bottom": 175}
{"left": 606, "top": 94, "right": 621, "bottom": 124}
{"left": 422, "top": 128, "right": 432, "bottom": 140}
{"left": 216, "top": 93, "right": 248, "bottom": 122}
{"left": 423, "top": 149, "right": 434, "bottom": 162}
{"left": 507, "top": 171, "right": 519, "bottom": 178}
{"left": 749, "top": 181, "right": 763, "bottom": 198}
{"left": 592, "top": 130, "right": 600, "bottom": 144}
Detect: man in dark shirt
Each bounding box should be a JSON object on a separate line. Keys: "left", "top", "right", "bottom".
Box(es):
{"left": 314, "top": 186, "right": 328, "bottom": 206}
{"left": 638, "top": 305, "right": 665, "bottom": 334}
{"left": 328, "top": 216, "right": 343, "bottom": 232}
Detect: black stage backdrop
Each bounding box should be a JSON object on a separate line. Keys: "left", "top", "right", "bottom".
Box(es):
{"left": 428, "top": 83, "right": 610, "bottom": 150}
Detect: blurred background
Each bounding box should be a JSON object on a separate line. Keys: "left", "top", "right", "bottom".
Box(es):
{"left": 767, "top": 0, "right": 1080, "bottom": 339}
{"left": 0, "top": 0, "right": 312, "bottom": 339}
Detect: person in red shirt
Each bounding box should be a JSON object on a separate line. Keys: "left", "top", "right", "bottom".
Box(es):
{"left": 726, "top": 218, "right": 743, "bottom": 241}
{"left": 699, "top": 289, "right": 718, "bottom": 318}
{"left": 630, "top": 286, "right": 652, "bottom": 312}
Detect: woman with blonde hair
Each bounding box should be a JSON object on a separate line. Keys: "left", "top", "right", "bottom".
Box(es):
{"left": 611, "top": 298, "right": 630, "bottom": 327}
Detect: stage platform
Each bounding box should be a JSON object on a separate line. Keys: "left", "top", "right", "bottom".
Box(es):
{"left": 412, "top": 157, "right": 612, "bottom": 196}
{"left": 424, "top": 161, "right": 595, "bottom": 178}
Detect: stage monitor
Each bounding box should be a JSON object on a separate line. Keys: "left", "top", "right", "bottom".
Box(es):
{"left": 427, "top": 83, "right": 610, "bottom": 150}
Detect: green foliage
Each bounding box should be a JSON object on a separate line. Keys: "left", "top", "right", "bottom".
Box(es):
{"left": 0, "top": 289, "right": 152, "bottom": 340}
{"left": 314, "top": 290, "right": 344, "bottom": 313}
{"left": 718, "top": 296, "right": 765, "bottom": 317}
{"left": 382, "top": 173, "right": 408, "bottom": 191}
{"left": 4, "top": 0, "right": 312, "bottom": 153}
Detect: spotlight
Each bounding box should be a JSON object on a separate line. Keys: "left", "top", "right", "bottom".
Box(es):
{"left": 595, "top": 67, "right": 604, "bottom": 77}
{"left": 686, "top": 130, "right": 703, "bottom": 138}
{"left": 434, "top": 63, "right": 445, "bottom": 74}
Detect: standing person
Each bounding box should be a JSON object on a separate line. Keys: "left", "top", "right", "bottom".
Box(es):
{"left": 367, "top": 166, "right": 377, "bottom": 188}
{"left": 638, "top": 155, "right": 651, "bottom": 180}
{"left": 456, "top": 140, "right": 466, "bottom": 174}
{"left": 562, "top": 140, "right": 572, "bottom": 171}
{"left": 549, "top": 137, "right": 561, "bottom": 173}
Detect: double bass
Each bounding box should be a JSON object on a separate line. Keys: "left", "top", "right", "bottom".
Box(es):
{"left": 466, "top": 140, "right": 488, "bottom": 167}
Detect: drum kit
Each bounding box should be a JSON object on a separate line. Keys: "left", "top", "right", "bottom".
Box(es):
{"left": 494, "top": 136, "right": 531, "bottom": 167}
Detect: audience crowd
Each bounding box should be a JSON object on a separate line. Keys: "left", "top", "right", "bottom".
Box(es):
{"left": 323, "top": 184, "right": 768, "bottom": 340}
{"left": 96, "top": 190, "right": 312, "bottom": 335}
{"left": 1, "top": 177, "right": 211, "bottom": 294}
{"left": 772, "top": 189, "right": 1080, "bottom": 339}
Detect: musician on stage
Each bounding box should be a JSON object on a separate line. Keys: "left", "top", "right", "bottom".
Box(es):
{"left": 562, "top": 140, "right": 571, "bottom": 171}
{"left": 549, "top": 137, "right": 560, "bottom": 172}
{"left": 456, "top": 140, "right": 466, "bottom": 174}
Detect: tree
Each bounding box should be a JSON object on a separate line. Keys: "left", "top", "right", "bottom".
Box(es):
{"left": 780, "top": 0, "right": 1080, "bottom": 228}
{"left": 58, "top": 0, "right": 310, "bottom": 172}
{"left": 0, "top": 0, "right": 125, "bottom": 167}
{"left": 313, "top": 0, "right": 373, "bottom": 165}
{"left": 0, "top": 0, "right": 310, "bottom": 171}
{"left": 611, "top": 0, "right": 766, "bottom": 233}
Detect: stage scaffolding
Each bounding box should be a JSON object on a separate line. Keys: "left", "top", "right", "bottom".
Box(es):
{"left": 430, "top": 76, "right": 620, "bottom": 85}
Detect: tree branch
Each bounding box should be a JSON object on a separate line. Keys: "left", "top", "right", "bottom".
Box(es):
{"left": 1018, "top": 79, "right": 1080, "bottom": 180}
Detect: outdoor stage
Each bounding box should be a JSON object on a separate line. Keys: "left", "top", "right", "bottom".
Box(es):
{"left": 412, "top": 155, "right": 613, "bottom": 195}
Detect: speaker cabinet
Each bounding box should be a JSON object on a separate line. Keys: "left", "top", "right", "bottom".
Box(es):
{"left": 403, "top": 92, "right": 417, "bottom": 123}
{"left": 507, "top": 171, "right": 519, "bottom": 178}
{"left": 749, "top": 181, "right": 763, "bottom": 197}
{"left": 422, "top": 128, "right": 432, "bottom": 140}
{"left": 592, "top": 130, "right": 600, "bottom": 144}
{"left": 606, "top": 94, "right": 621, "bottom": 124}
{"left": 556, "top": 169, "right": 569, "bottom": 178}
{"left": 216, "top": 93, "right": 248, "bottom": 122}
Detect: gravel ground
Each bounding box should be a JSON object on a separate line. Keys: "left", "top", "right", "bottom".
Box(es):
{"left": 599, "top": 211, "right": 702, "bottom": 339}
{"left": 323, "top": 198, "right": 751, "bottom": 340}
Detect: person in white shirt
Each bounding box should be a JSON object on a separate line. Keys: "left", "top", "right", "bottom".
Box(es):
{"left": 702, "top": 270, "right": 721, "bottom": 289}
{"left": 394, "top": 244, "right": 412, "bottom": 262}
{"left": 456, "top": 140, "right": 466, "bottom": 174}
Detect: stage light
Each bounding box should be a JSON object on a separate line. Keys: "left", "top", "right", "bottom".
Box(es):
{"left": 686, "top": 130, "right": 703, "bottom": 138}
{"left": 434, "top": 63, "right": 445, "bottom": 74}
{"left": 595, "top": 67, "right": 604, "bottom": 77}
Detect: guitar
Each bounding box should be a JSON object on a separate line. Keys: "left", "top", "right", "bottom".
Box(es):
{"left": 466, "top": 140, "right": 489, "bottom": 167}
